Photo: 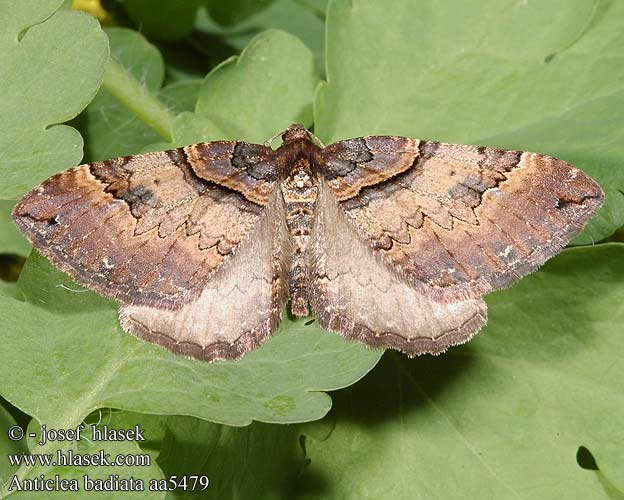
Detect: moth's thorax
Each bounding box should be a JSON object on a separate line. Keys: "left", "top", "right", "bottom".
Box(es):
{"left": 280, "top": 158, "right": 318, "bottom": 203}
{"left": 281, "top": 158, "right": 318, "bottom": 241}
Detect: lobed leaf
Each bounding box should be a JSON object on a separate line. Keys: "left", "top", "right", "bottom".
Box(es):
{"left": 315, "top": 0, "right": 624, "bottom": 242}
{"left": 175, "top": 29, "right": 320, "bottom": 145}
{"left": 0, "top": 0, "right": 108, "bottom": 199}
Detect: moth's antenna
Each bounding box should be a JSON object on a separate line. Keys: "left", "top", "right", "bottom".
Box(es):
{"left": 263, "top": 128, "right": 286, "bottom": 147}
{"left": 309, "top": 132, "right": 325, "bottom": 148}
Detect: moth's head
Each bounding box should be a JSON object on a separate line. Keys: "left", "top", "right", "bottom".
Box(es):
{"left": 265, "top": 124, "right": 323, "bottom": 149}
{"left": 282, "top": 124, "right": 311, "bottom": 143}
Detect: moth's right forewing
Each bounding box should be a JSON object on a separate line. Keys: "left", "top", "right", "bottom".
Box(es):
{"left": 321, "top": 138, "right": 604, "bottom": 302}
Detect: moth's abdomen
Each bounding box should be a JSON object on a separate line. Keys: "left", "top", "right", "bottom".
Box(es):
{"left": 284, "top": 200, "right": 315, "bottom": 316}
{"left": 281, "top": 159, "right": 318, "bottom": 316}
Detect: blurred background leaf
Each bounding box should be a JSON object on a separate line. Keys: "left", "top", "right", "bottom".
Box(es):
{"left": 196, "top": 0, "right": 325, "bottom": 75}
{"left": 121, "top": 0, "right": 200, "bottom": 40}
{"left": 202, "top": 0, "right": 274, "bottom": 27}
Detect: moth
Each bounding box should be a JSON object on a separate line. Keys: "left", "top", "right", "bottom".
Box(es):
{"left": 12, "top": 124, "right": 603, "bottom": 362}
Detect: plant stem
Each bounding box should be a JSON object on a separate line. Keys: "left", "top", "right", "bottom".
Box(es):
{"left": 102, "top": 59, "right": 174, "bottom": 142}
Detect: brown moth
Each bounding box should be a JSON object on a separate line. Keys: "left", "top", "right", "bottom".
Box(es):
{"left": 12, "top": 124, "right": 603, "bottom": 362}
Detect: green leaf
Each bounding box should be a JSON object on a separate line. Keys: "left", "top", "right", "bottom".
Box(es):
{"left": 176, "top": 29, "right": 319, "bottom": 145}
{"left": 75, "top": 27, "right": 168, "bottom": 162}
{"left": 0, "top": 404, "right": 27, "bottom": 488}
{"left": 202, "top": 0, "right": 274, "bottom": 27}
{"left": 0, "top": 281, "right": 20, "bottom": 301}
{"left": 79, "top": 29, "right": 319, "bottom": 159}
{"left": 296, "top": 0, "right": 327, "bottom": 17}
{"left": 571, "top": 188, "right": 624, "bottom": 245}
{"left": 0, "top": 252, "right": 380, "bottom": 430}
{"left": 297, "top": 244, "right": 624, "bottom": 499}
{"left": 159, "top": 79, "right": 203, "bottom": 114}
{"left": 106, "top": 410, "right": 304, "bottom": 499}
{"left": 121, "top": 0, "right": 200, "bottom": 40}
{"left": 0, "top": 0, "right": 108, "bottom": 199}
{"left": 315, "top": 0, "right": 624, "bottom": 241}
{"left": 198, "top": 0, "right": 325, "bottom": 75}
{"left": 2, "top": 2, "right": 622, "bottom": 497}
{"left": 0, "top": 201, "right": 29, "bottom": 256}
